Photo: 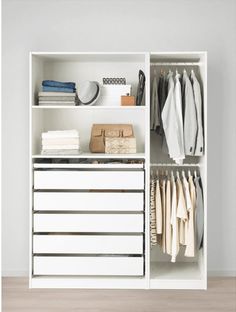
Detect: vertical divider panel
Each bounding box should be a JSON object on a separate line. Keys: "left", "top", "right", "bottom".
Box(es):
{"left": 199, "top": 52, "right": 207, "bottom": 288}
{"left": 29, "top": 52, "right": 33, "bottom": 287}
{"left": 145, "top": 53, "right": 151, "bottom": 289}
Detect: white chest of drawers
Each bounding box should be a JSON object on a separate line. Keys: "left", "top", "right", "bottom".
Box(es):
{"left": 32, "top": 164, "right": 145, "bottom": 278}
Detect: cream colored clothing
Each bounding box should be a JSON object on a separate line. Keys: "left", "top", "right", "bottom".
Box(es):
{"left": 155, "top": 179, "right": 162, "bottom": 234}
{"left": 176, "top": 176, "right": 188, "bottom": 220}
{"left": 176, "top": 176, "right": 187, "bottom": 246}
{"left": 150, "top": 178, "right": 157, "bottom": 246}
{"left": 185, "top": 175, "right": 196, "bottom": 257}
{"left": 160, "top": 179, "right": 166, "bottom": 253}
{"left": 182, "top": 173, "right": 192, "bottom": 211}
{"left": 170, "top": 175, "right": 179, "bottom": 262}
{"left": 165, "top": 178, "right": 172, "bottom": 255}
{"left": 182, "top": 173, "right": 192, "bottom": 244}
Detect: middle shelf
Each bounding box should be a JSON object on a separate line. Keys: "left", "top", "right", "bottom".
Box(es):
{"left": 32, "top": 105, "right": 147, "bottom": 110}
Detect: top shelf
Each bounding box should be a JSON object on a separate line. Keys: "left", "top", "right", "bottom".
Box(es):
{"left": 31, "top": 52, "right": 146, "bottom": 63}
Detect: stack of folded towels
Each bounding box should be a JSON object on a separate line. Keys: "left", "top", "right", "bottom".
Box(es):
{"left": 38, "top": 80, "right": 77, "bottom": 106}
{"left": 41, "top": 130, "right": 80, "bottom": 155}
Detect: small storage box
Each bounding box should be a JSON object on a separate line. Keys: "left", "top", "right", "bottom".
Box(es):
{"left": 105, "top": 137, "right": 136, "bottom": 154}
{"left": 121, "top": 95, "right": 136, "bottom": 106}
{"left": 98, "top": 85, "right": 131, "bottom": 106}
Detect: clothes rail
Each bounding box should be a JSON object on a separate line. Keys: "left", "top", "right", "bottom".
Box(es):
{"left": 150, "top": 163, "right": 201, "bottom": 167}
{"left": 150, "top": 62, "right": 201, "bottom": 66}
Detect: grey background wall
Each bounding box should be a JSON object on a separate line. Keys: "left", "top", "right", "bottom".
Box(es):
{"left": 2, "top": 0, "right": 236, "bottom": 276}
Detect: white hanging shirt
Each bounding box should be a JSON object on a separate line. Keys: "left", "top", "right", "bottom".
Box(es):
{"left": 182, "top": 70, "right": 198, "bottom": 155}
{"left": 191, "top": 70, "right": 204, "bottom": 156}
{"left": 161, "top": 71, "right": 185, "bottom": 163}
{"left": 173, "top": 73, "right": 185, "bottom": 164}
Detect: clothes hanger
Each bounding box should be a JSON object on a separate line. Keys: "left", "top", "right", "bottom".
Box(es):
{"left": 194, "top": 170, "right": 198, "bottom": 179}
{"left": 151, "top": 169, "right": 153, "bottom": 177}
{"left": 182, "top": 170, "right": 186, "bottom": 179}
{"left": 155, "top": 169, "right": 159, "bottom": 178}
{"left": 188, "top": 169, "right": 192, "bottom": 178}
{"left": 176, "top": 170, "right": 180, "bottom": 179}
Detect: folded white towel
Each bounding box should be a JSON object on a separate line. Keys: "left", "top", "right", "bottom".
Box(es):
{"left": 42, "top": 145, "right": 79, "bottom": 150}
{"left": 41, "top": 149, "right": 80, "bottom": 155}
{"left": 38, "top": 92, "right": 76, "bottom": 97}
{"left": 38, "top": 101, "right": 75, "bottom": 105}
{"left": 42, "top": 130, "right": 79, "bottom": 139}
{"left": 42, "top": 138, "right": 79, "bottom": 145}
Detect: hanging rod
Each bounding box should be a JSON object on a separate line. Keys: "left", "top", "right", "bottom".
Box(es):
{"left": 150, "top": 163, "right": 201, "bottom": 167}
{"left": 150, "top": 62, "right": 201, "bottom": 66}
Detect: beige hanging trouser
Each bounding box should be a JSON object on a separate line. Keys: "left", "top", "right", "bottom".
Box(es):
{"left": 160, "top": 179, "right": 166, "bottom": 253}
{"left": 171, "top": 175, "right": 179, "bottom": 262}
{"left": 185, "top": 175, "right": 196, "bottom": 257}
{"left": 155, "top": 179, "right": 162, "bottom": 234}
{"left": 150, "top": 178, "right": 157, "bottom": 246}
{"left": 176, "top": 176, "right": 188, "bottom": 245}
{"left": 165, "top": 178, "right": 172, "bottom": 255}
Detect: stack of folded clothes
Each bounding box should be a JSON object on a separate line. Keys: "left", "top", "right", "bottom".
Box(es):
{"left": 41, "top": 130, "right": 80, "bottom": 155}
{"left": 38, "top": 80, "right": 77, "bottom": 106}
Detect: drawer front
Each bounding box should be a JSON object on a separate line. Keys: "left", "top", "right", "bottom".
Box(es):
{"left": 34, "top": 213, "right": 143, "bottom": 233}
{"left": 33, "top": 235, "right": 143, "bottom": 254}
{"left": 33, "top": 256, "right": 144, "bottom": 276}
{"left": 34, "top": 170, "right": 144, "bottom": 190}
{"left": 34, "top": 192, "right": 144, "bottom": 211}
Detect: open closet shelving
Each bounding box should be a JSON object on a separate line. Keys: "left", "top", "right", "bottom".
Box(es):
{"left": 30, "top": 52, "right": 207, "bottom": 289}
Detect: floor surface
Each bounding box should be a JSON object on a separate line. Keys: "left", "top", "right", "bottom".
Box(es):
{"left": 2, "top": 277, "right": 236, "bottom": 312}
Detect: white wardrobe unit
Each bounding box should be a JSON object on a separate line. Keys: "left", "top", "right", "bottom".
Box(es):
{"left": 149, "top": 52, "right": 207, "bottom": 290}
{"left": 29, "top": 52, "right": 207, "bottom": 289}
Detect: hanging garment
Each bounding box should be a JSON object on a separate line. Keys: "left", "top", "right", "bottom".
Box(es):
{"left": 182, "top": 69, "right": 198, "bottom": 156}
{"left": 150, "top": 177, "right": 157, "bottom": 246}
{"left": 182, "top": 171, "right": 192, "bottom": 210}
{"left": 191, "top": 70, "right": 204, "bottom": 156}
{"left": 150, "top": 74, "right": 160, "bottom": 130}
{"left": 182, "top": 171, "right": 192, "bottom": 242}
{"left": 158, "top": 73, "right": 169, "bottom": 155}
{"left": 161, "top": 71, "right": 184, "bottom": 163}
{"left": 176, "top": 173, "right": 188, "bottom": 245}
{"left": 185, "top": 173, "right": 196, "bottom": 257}
{"left": 194, "top": 175, "right": 204, "bottom": 249}
{"left": 155, "top": 178, "right": 162, "bottom": 234}
{"left": 170, "top": 173, "right": 179, "bottom": 262}
{"left": 173, "top": 72, "right": 185, "bottom": 164}
{"left": 157, "top": 73, "right": 167, "bottom": 135}
{"left": 160, "top": 177, "right": 166, "bottom": 253}
{"left": 165, "top": 177, "right": 172, "bottom": 255}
